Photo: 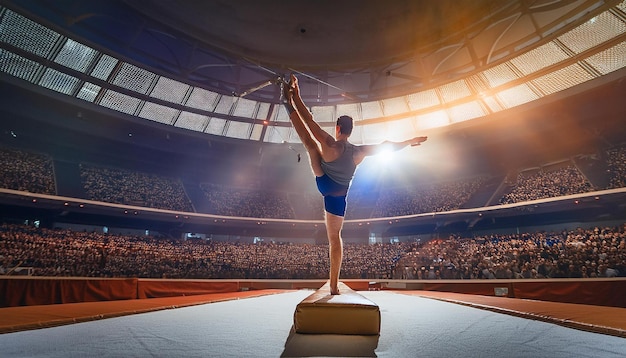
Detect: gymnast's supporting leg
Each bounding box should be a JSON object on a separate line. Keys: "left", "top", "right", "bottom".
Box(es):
{"left": 325, "top": 211, "right": 344, "bottom": 295}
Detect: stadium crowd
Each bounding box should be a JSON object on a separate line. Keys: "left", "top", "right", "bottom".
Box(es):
{"left": 0, "top": 147, "right": 55, "bottom": 195}
{"left": 200, "top": 183, "right": 296, "bottom": 219}
{"left": 0, "top": 145, "right": 625, "bottom": 280}
{"left": 372, "top": 176, "right": 488, "bottom": 217}
{"left": 395, "top": 224, "right": 625, "bottom": 279}
{"left": 607, "top": 145, "right": 626, "bottom": 189}
{"left": 80, "top": 164, "right": 194, "bottom": 212}
{"left": 0, "top": 223, "right": 403, "bottom": 279}
{"left": 0, "top": 222, "right": 623, "bottom": 280}
{"left": 499, "top": 164, "right": 595, "bottom": 204}
{"left": 2, "top": 146, "right": 626, "bottom": 219}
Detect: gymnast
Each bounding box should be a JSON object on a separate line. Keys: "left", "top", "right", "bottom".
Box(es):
{"left": 282, "top": 74, "right": 427, "bottom": 295}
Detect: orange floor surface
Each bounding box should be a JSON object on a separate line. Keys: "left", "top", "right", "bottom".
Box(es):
{"left": 401, "top": 290, "right": 626, "bottom": 338}
{"left": 0, "top": 289, "right": 286, "bottom": 334}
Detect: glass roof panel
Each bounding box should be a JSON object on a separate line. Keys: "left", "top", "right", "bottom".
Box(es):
{"left": 255, "top": 102, "right": 271, "bottom": 120}
{"left": 0, "top": 10, "right": 60, "bottom": 58}
{"left": 273, "top": 105, "right": 292, "bottom": 122}
{"left": 38, "top": 68, "right": 78, "bottom": 95}
{"left": 284, "top": 126, "right": 299, "bottom": 143}
{"left": 360, "top": 100, "right": 383, "bottom": 120}
{"left": 112, "top": 63, "right": 156, "bottom": 95}
{"left": 496, "top": 83, "right": 540, "bottom": 109}
{"left": 225, "top": 120, "right": 252, "bottom": 140}
{"left": 482, "top": 95, "right": 503, "bottom": 113}
{"left": 205, "top": 117, "right": 227, "bottom": 136}
{"left": 138, "top": 101, "right": 178, "bottom": 124}
{"left": 0, "top": 49, "right": 42, "bottom": 82}
{"left": 264, "top": 125, "right": 292, "bottom": 144}
{"left": 532, "top": 63, "right": 595, "bottom": 95}
{"left": 586, "top": 41, "right": 626, "bottom": 75}
{"left": 311, "top": 106, "right": 335, "bottom": 122}
{"left": 76, "top": 82, "right": 101, "bottom": 102}
{"left": 99, "top": 90, "right": 141, "bottom": 115}
{"left": 558, "top": 12, "right": 626, "bottom": 54}
{"left": 186, "top": 87, "right": 219, "bottom": 112}
{"left": 510, "top": 41, "right": 568, "bottom": 76}
{"left": 385, "top": 118, "right": 416, "bottom": 141}
{"left": 361, "top": 122, "right": 388, "bottom": 143}
{"left": 150, "top": 76, "right": 189, "bottom": 104}
{"left": 232, "top": 97, "right": 257, "bottom": 118}
{"left": 414, "top": 110, "right": 449, "bottom": 130}
{"left": 382, "top": 96, "right": 409, "bottom": 116}
{"left": 406, "top": 89, "right": 439, "bottom": 111}
{"left": 54, "top": 39, "right": 97, "bottom": 73}
{"left": 175, "top": 111, "right": 209, "bottom": 132}
{"left": 213, "top": 94, "right": 235, "bottom": 115}
{"left": 480, "top": 62, "right": 519, "bottom": 88}
{"left": 438, "top": 79, "right": 471, "bottom": 103}
{"left": 448, "top": 101, "right": 486, "bottom": 123}
{"left": 263, "top": 126, "right": 280, "bottom": 143}
{"left": 90, "top": 54, "right": 117, "bottom": 81}
{"left": 250, "top": 123, "right": 264, "bottom": 141}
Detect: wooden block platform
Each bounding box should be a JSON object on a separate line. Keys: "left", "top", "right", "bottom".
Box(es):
{"left": 293, "top": 282, "right": 380, "bottom": 335}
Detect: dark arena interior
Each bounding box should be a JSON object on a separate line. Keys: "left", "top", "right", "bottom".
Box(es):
{"left": 0, "top": 1, "right": 625, "bottom": 357}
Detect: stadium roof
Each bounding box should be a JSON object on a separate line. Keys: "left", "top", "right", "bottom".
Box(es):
{"left": 1, "top": 0, "right": 625, "bottom": 146}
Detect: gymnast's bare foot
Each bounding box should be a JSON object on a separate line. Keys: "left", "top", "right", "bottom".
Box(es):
{"left": 330, "top": 287, "right": 340, "bottom": 295}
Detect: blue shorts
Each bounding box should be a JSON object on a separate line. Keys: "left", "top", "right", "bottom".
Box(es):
{"left": 316, "top": 174, "right": 349, "bottom": 217}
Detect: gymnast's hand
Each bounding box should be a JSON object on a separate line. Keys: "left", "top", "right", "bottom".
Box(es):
{"left": 410, "top": 136, "right": 428, "bottom": 146}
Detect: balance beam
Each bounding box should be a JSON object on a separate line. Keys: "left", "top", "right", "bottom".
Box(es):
{"left": 293, "top": 282, "right": 380, "bottom": 335}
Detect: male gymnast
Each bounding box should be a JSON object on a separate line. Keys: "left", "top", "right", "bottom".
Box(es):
{"left": 282, "top": 74, "right": 427, "bottom": 294}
